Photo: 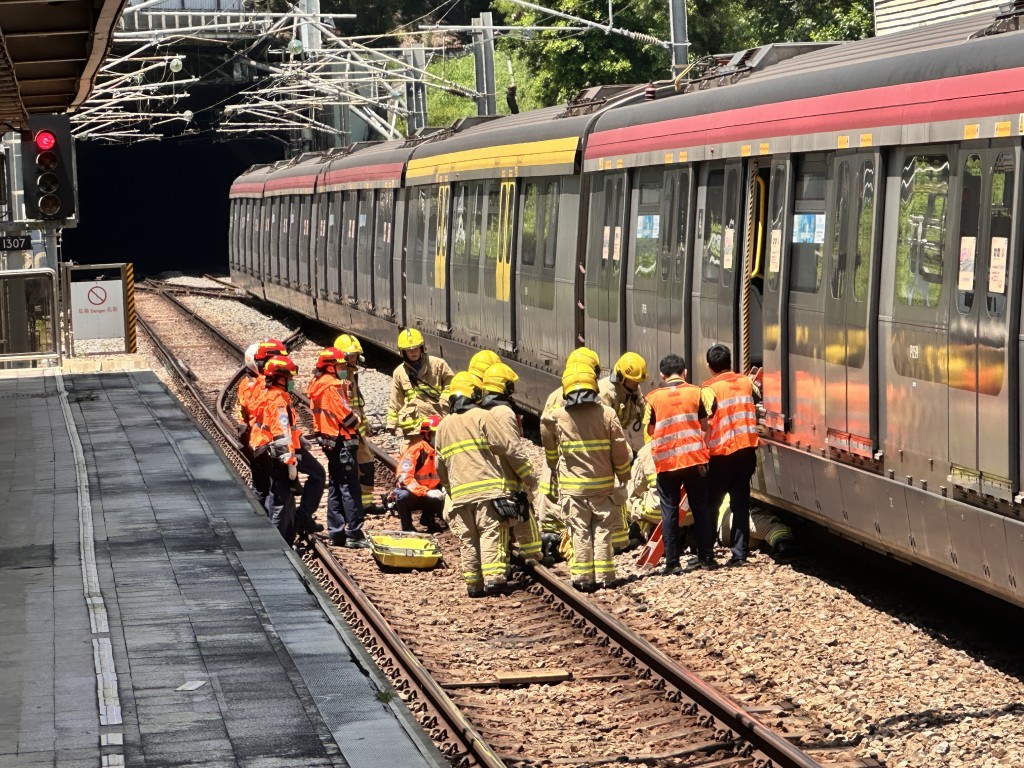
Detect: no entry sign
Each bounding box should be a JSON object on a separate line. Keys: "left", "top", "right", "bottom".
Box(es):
{"left": 71, "top": 279, "right": 125, "bottom": 340}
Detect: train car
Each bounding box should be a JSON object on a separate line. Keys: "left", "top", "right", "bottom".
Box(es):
{"left": 230, "top": 7, "right": 1024, "bottom": 607}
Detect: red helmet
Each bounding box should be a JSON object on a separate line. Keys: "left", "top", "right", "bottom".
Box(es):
{"left": 420, "top": 415, "right": 441, "bottom": 433}
{"left": 254, "top": 338, "right": 288, "bottom": 363}
{"left": 263, "top": 355, "right": 297, "bottom": 378}
{"left": 316, "top": 347, "right": 344, "bottom": 371}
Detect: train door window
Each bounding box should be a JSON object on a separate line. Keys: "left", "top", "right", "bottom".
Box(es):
{"left": 484, "top": 181, "right": 500, "bottom": 299}
{"left": 894, "top": 154, "right": 949, "bottom": 312}
{"left": 408, "top": 187, "right": 428, "bottom": 287}
{"left": 452, "top": 183, "right": 471, "bottom": 291}
{"left": 521, "top": 182, "right": 539, "bottom": 267}
{"left": 374, "top": 190, "right": 393, "bottom": 270}
{"left": 790, "top": 154, "right": 829, "bottom": 294}
{"left": 542, "top": 181, "right": 559, "bottom": 269}
{"left": 987, "top": 152, "right": 1014, "bottom": 318}
{"left": 633, "top": 168, "right": 661, "bottom": 328}
{"left": 702, "top": 169, "right": 724, "bottom": 284}
{"left": 674, "top": 169, "right": 691, "bottom": 285}
{"left": 830, "top": 160, "right": 851, "bottom": 300}
{"left": 722, "top": 167, "right": 740, "bottom": 286}
{"left": 661, "top": 174, "right": 675, "bottom": 283}
{"left": 957, "top": 154, "right": 983, "bottom": 315}
{"left": 278, "top": 197, "right": 289, "bottom": 282}
{"left": 357, "top": 190, "right": 372, "bottom": 275}
{"left": 853, "top": 162, "right": 874, "bottom": 304}
{"left": 766, "top": 161, "right": 788, "bottom": 297}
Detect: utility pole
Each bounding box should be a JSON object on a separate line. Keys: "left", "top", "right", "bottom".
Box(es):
{"left": 471, "top": 17, "right": 487, "bottom": 116}
{"left": 668, "top": 0, "right": 688, "bottom": 77}
{"left": 404, "top": 46, "right": 427, "bottom": 133}
{"left": 480, "top": 12, "right": 497, "bottom": 115}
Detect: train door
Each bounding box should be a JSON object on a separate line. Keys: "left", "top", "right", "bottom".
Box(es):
{"left": 948, "top": 146, "right": 1020, "bottom": 501}
{"left": 373, "top": 189, "right": 395, "bottom": 318}
{"left": 585, "top": 171, "right": 628, "bottom": 370}
{"left": 762, "top": 158, "right": 793, "bottom": 433}
{"left": 356, "top": 189, "right": 374, "bottom": 309}
{"left": 824, "top": 152, "right": 881, "bottom": 457}
{"left": 314, "top": 193, "right": 328, "bottom": 299}
{"left": 496, "top": 179, "right": 516, "bottom": 350}
{"left": 340, "top": 190, "right": 358, "bottom": 304}
{"left": 693, "top": 162, "right": 744, "bottom": 380}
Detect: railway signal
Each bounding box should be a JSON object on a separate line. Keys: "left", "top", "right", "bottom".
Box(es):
{"left": 21, "top": 115, "right": 77, "bottom": 222}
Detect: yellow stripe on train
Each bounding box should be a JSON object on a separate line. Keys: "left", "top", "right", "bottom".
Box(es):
{"left": 406, "top": 137, "right": 579, "bottom": 180}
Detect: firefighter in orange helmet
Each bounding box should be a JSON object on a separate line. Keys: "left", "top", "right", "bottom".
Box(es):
{"left": 240, "top": 338, "right": 287, "bottom": 506}
{"left": 391, "top": 415, "right": 445, "bottom": 532}
{"left": 308, "top": 347, "right": 368, "bottom": 548}
{"left": 249, "top": 354, "right": 301, "bottom": 543}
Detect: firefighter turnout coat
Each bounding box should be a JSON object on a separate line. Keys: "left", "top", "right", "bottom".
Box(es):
{"left": 598, "top": 377, "right": 646, "bottom": 454}
{"left": 387, "top": 355, "right": 455, "bottom": 433}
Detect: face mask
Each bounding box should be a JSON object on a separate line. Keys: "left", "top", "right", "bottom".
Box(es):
{"left": 286, "top": 378, "right": 295, "bottom": 393}
{"left": 338, "top": 369, "right": 349, "bottom": 380}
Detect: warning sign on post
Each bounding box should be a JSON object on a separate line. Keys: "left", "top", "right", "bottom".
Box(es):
{"left": 71, "top": 279, "right": 125, "bottom": 340}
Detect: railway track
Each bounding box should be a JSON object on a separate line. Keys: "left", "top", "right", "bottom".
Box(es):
{"left": 137, "top": 291, "right": 866, "bottom": 768}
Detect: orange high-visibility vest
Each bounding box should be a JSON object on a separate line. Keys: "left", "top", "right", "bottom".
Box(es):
{"left": 249, "top": 385, "right": 300, "bottom": 453}
{"left": 703, "top": 371, "right": 758, "bottom": 456}
{"left": 307, "top": 372, "right": 358, "bottom": 441}
{"left": 645, "top": 381, "right": 709, "bottom": 473}
{"left": 396, "top": 441, "right": 441, "bottom": 496}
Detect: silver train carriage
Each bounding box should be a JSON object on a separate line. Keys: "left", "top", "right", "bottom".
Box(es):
{"left": 229, "top": 9, "right": 1024, "bottom": 607}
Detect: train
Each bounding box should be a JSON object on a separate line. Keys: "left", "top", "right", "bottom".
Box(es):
{"left": 230, "top": 8, "right": 1024, "bottom": 607}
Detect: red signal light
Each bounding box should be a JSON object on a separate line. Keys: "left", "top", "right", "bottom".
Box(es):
{"left": 34, "top": 130, "right": 56, "bottom": 152}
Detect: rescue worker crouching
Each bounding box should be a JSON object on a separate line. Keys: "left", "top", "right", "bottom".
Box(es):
{"left": 335, "top": 333, "right": 379, "bottom": 513}
{"left": 627, "top": 440, "right": 693, "bottom": 544}
{"left": 387, "top": 328, "right": 455, "bottom": 438}
{"left": 392, "top": 416, "right": 445, "bottom": 533}
{"left": 541, "top": 363, "right": 632, "bottom": 592}
{"left": 703, "top": 344, "right": 761, "bottom": 566}
{"left": 434, "top": 372, "right": 535, "bottom": 598}
{"left": 249, "top": 355, "right": 302, "bottom": 544}
{"left": 478, "top": 362, "right": 542, "bottom": 561}
{"left": 308, "top": 347, "right": 369, "bottom": 549}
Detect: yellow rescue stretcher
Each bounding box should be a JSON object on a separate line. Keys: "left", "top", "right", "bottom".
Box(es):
{"left": 369, "top": 531, "right": 443, "bottom": 569}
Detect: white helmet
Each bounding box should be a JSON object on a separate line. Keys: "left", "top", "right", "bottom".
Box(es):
{"left": 244, "top": 342, "right": 259, "bottom": 374}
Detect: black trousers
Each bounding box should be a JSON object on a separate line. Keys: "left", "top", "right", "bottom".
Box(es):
{"left": 708, "top": 448, "right": 757, "bottom": 561}
{"left": 657, "top": 464, "right": 714, "bottom": 566}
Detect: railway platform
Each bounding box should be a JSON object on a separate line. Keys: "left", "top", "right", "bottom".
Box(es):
{"left": 0, "top": 366, "right": 445, "bottom": 768}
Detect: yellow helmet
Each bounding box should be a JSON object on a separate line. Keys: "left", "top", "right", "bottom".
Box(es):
{"left": 481, "top": 362, "right": 519, "bottom": 395}
{"left": 567, "top": 346, "right": 601, "bottom": 375}
{"left": 397, "top": 328, "right": 425, "bottom": 351}
{"left": 448, "top": 371, "right": 480, "bottom": 401}
{"left": 334, "top": 333, "right": 363, "bottom": 355}
{"left": 562, "top": 362, "right": 598, "bottom": 396}
{"left": 468, "top": 350, "right": 502, "bottom": 385}
{"left": 613, "top": 352, "right": 648, "bottom": 385}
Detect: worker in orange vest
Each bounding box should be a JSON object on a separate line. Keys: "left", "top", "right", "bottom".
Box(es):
{"left": 308, "top": 347, "right": 369, "bottom": 549}
{"left": 392, "top": 415, "right": 445, "bottom": 532}
{"left": 249, "top": 355, "right": 301, "bottom": 544}
{"left": 643, "top": 354, "right": 718, "bottom": 574}
{"left": 703, "top": 344, "right": 760, "bottom": 566}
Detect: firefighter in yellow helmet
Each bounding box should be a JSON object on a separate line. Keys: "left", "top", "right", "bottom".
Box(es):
{"left": 600, "top": 352, "right": 648, "bottom": 454}
{"left": 541, "top": 363, "right": 632, "bottom": 591}
{"left": 477, "top": 361, "right": 541, "bottom": 561}
{"left": 434, "top": 371, "right": 535, "bottom": 597}
{"left": 334, "top": 333, "right": 379, "bottom": 512}
{"left": 388, "top": 328, "right": 455, "bottom": 437}
{"left": 468, "top": 349, "right": 502, "bottom": 387}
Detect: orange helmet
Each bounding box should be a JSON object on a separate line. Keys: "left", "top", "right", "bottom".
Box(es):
{"left": 316, "top": 347, "right": 344, "bottom": 371}
{"left": 263, "top": 355, "right": 297, "bottom": 378}
{"left": 254, "top": 338, "right": 288, "bottom": 364}
{"left": 420, "top": 415, "right": 441, "bottom": 434}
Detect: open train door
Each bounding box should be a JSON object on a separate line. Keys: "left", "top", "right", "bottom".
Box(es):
{"left": 947, "top": 145, "right": 1020, "bottom": 504}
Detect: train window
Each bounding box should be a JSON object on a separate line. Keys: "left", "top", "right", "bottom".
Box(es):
{"left": 767, "top": 162, "right": 787, "bottom": 293}
{"left": 661, "top": 175, "right": 675, "bottom": 281}
{"left": 675, "top": 169, "right": 690, "bottom": 283}
{"left": 853, "top": 162, "right": 874, "bottom": 303}
{"left": 357, "top": 191, "right": 372, "bottom": 275}
{"left": 703, "top": 169, "right": 724, "bottom": 283}
{"left": 987, "top": 151, "right": 1014, "bottom": 317}
{"left": 634, "top": 169, "right": 661, "bottom": 291}
{"left": 957, "top": 155, "right": 983, "bottom": 315}
{"left": 470, "top": 182, "right": 484, "bottom": 282}
{"left": 790, "top": 154, "right": 828, "bottom": 294}
{"left": 521, "top": 183, "right": 539, "bottom": 267}
{"left": 374, "top": 189, "right": 394, "bottom": 282}
{"left": 895, "top": 154, "right": 949, "bottom": 309}
{"left": 484, "top": 182, "right": 501, "bottom": 299}
{"left": 830, "top": 161, "right": 851, "bottom": 299}
{"left": 452, "top": 183, "right": 479, "bottom": 296}
{"left": 542, "top": 181, "right": 559, "bottom": 269}
{"left": 408, "top": 187, "right": 428, "bottom": 287}
{"left": 722, "top": 168, "right": 739, "bottom": 286}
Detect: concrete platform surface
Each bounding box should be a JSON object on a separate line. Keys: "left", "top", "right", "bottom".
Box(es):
{"left": 0, "top": 368, "right": 445, "bottom": 768}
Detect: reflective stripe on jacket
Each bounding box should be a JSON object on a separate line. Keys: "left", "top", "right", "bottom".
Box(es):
{"left": 435, "top": 407, "right": 533, "bottom": 503}
{"left": 307, "top": 372, "right": 358, "bottom": 440}
{"left": 387, "top": 355, "right": 455, "bottom": 431}
{"left": 396, "top": 441, "right": 440, "bottom": 496}
{"left": 540, "top": 401, "right": 632, "bottom": 497}
{"left": 703, "top": 371, "right": 759, "bottom": 456}
{"left": 644, "top": 380, "right": 711, "bottom": 473}
{"left": 598, "top": 377, "right": 645, "bottom": 453}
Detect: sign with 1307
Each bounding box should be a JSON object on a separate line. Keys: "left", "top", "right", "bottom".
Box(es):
{"left": 0, "top": 235, "right": 31, "bottom": 251}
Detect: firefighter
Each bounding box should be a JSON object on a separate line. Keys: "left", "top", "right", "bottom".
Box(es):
{"left": 435, "top": 372, "right": 535, "bottom": 597}
{"left": 468, "top": 349, "right": 502, "bottom": 388}
{"left": 644, "top": 353, "right": 718, "bottom": 574}
{"left": 627, "top": 440, "right": 693, "bottom": 540}
{"left": 541, "top": 363, "right": 632, "bottom": 591}
{"left": 717, "top": 505, "right": 795, "bottom": 557}
{"left": 241, "top": 338, "right": 289, "bottom": 508}
{"left": 478, "top": 362, "right": 541, "bottom": 560}
{"left": 335, "top": 333, "right": 379, "bottom": 513}
{"left": 308, "top": 347, "right": 369, "bottom": 549}
{"left": 703, "top": 344, "right": 760, "bottom": 566}
{"left": 392, "top": 415, "right": 445, "bottom": 532}
{"left": 599, "top": 352, "right": 649, "bottom": 455}
{"left": 249, "top": 355, "right": 301, "bottom": 544}
{"left": 540, "top": 347, "right": 601, "bottom": 505}
{"left": 387, "top": 328, "right": 455, "bottom": 437}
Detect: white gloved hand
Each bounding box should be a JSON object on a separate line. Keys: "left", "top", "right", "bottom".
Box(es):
{"left": 426, "top": 489, "right": 445, "bottom": 501}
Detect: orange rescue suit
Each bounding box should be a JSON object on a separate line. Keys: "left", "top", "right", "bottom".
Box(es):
{"left": 249, "top": 384, "right": 300, "bottom": 455}
{"left": 307, "top": 371, "right": 359, "bottom": 442}
{"left": 396, "top": 441, "right": 441, "bottom": 496}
